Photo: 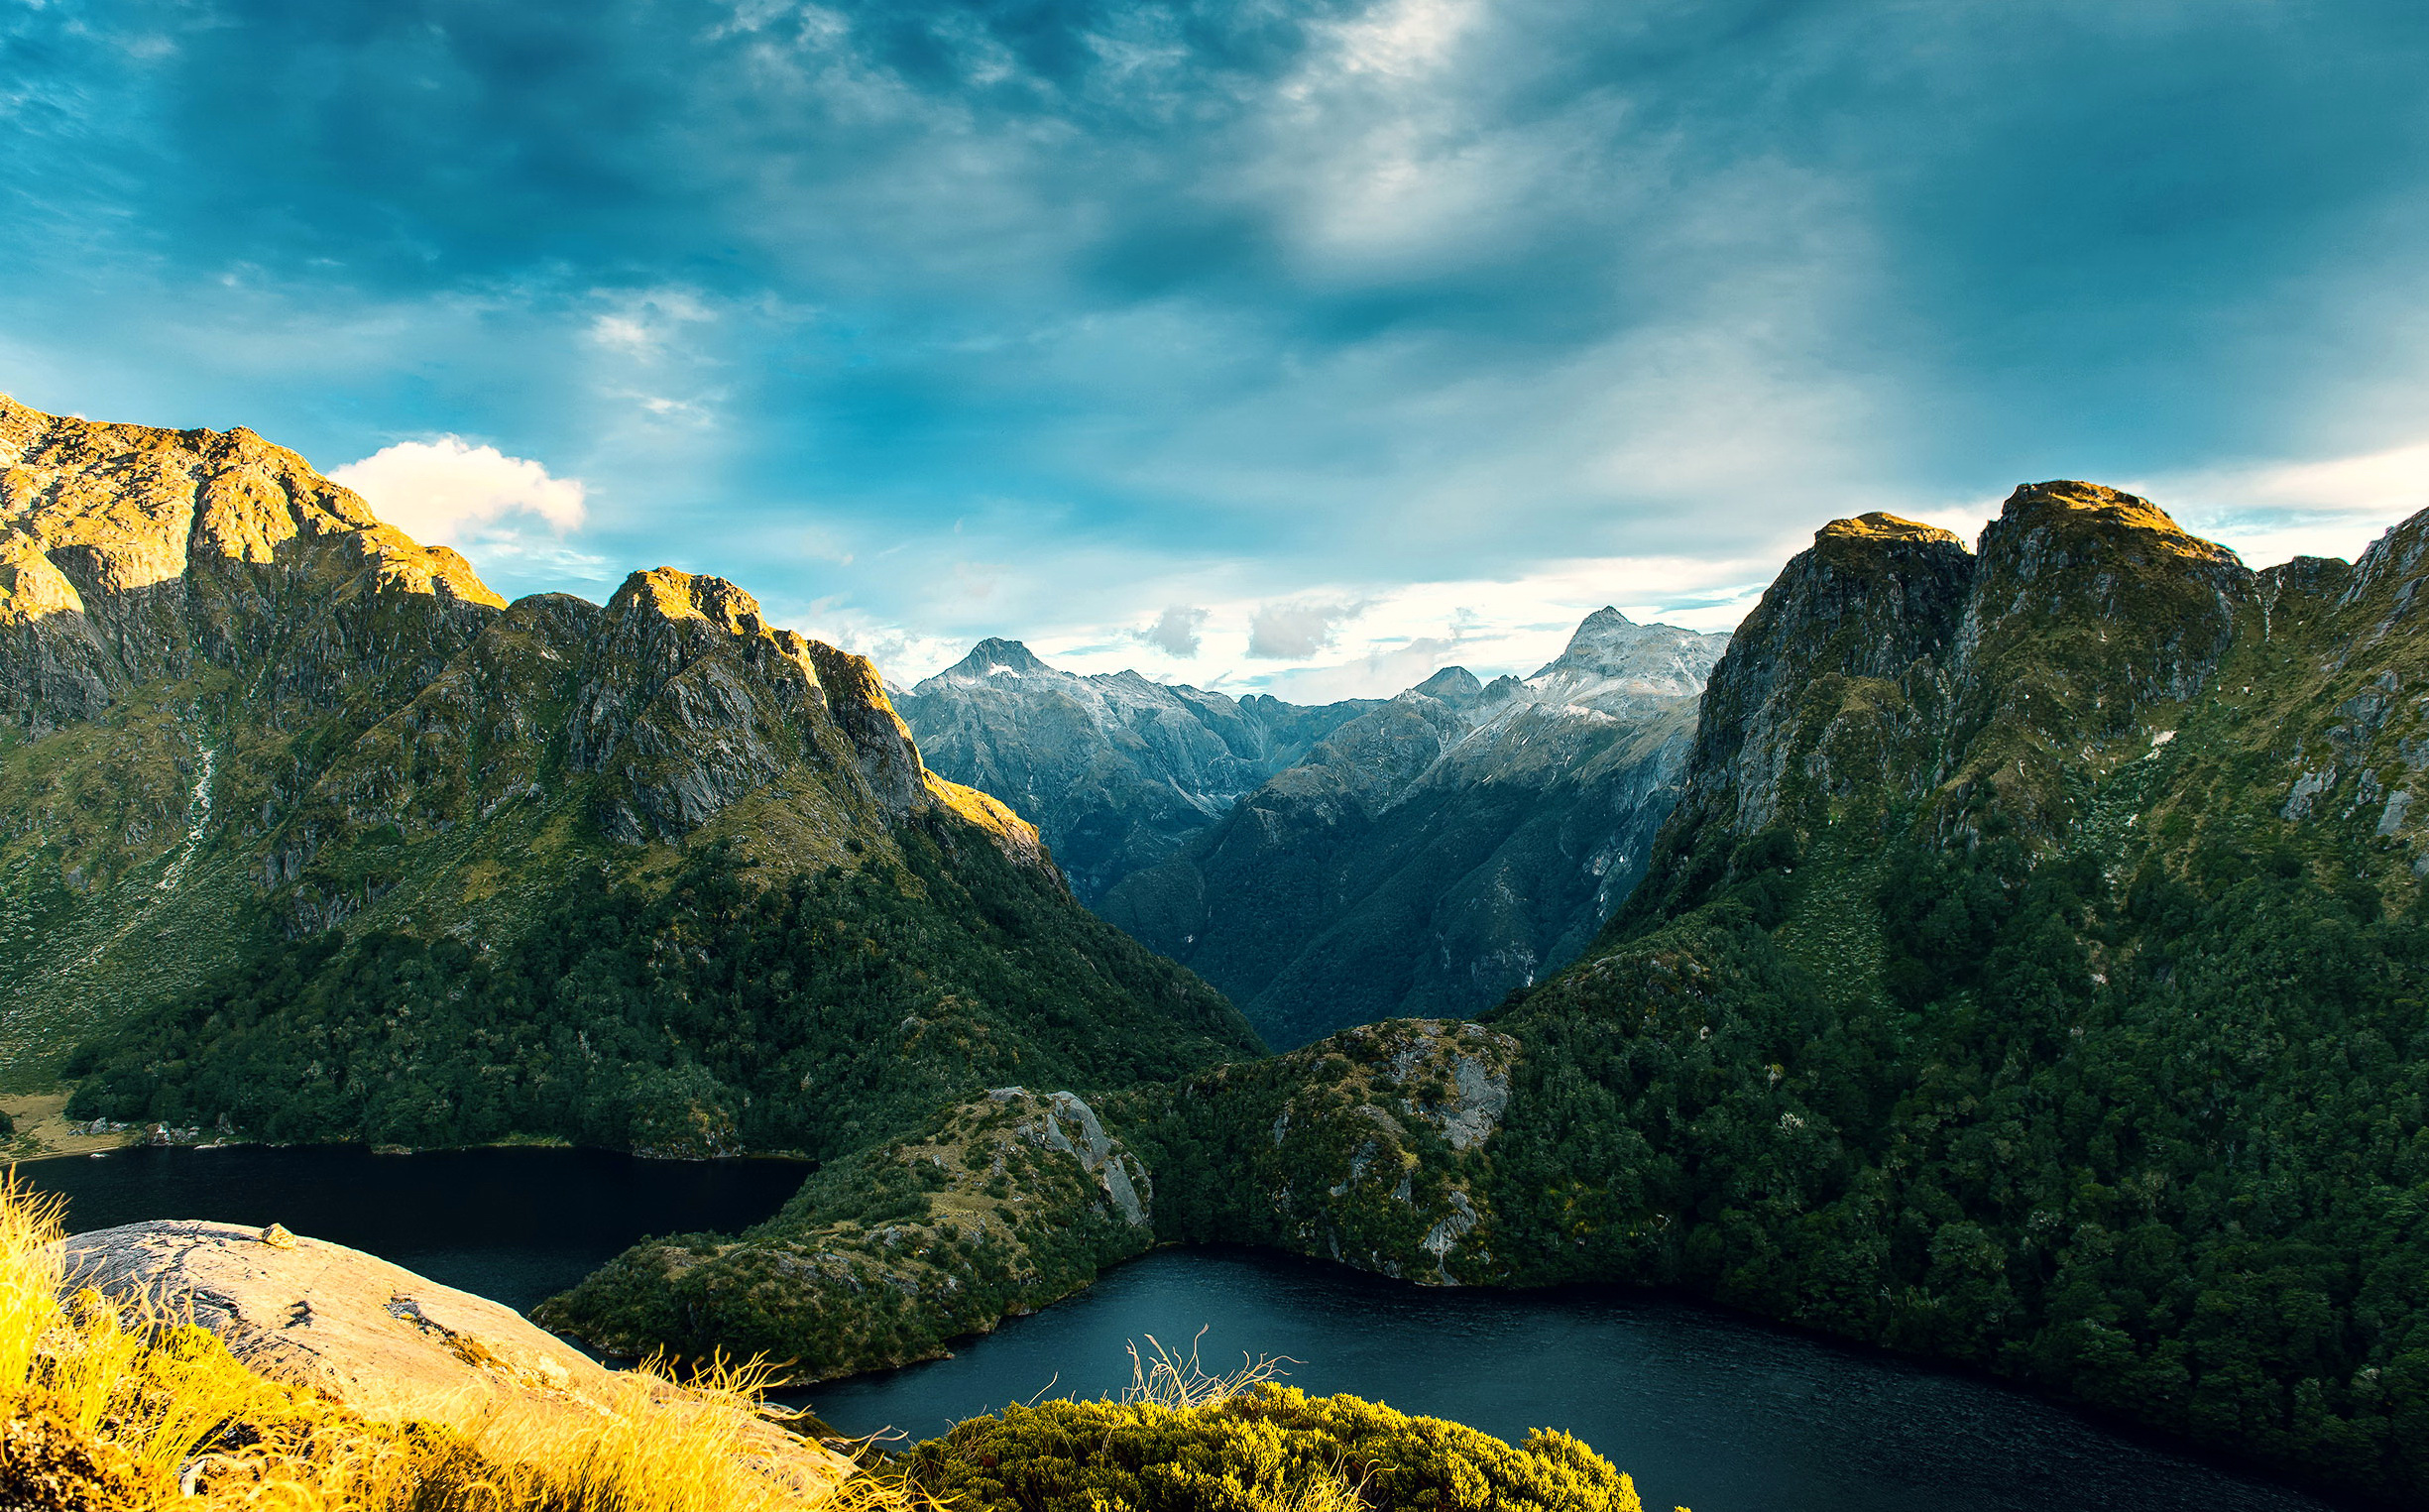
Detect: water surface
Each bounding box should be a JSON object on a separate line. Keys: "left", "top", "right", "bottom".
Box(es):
{"left": 810, "top": 1246, "right": 2351, "bottom": 1512}
{"left": 12, "top": 1143, "right": 810, "bottom": 1311}
{"left": 8, "top": 1148, "right": 2356, "bottom": 1512}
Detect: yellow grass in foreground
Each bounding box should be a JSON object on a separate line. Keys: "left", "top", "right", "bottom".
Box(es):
{"left": 0, "top": 1176, "right": 917, "bottom": 1511}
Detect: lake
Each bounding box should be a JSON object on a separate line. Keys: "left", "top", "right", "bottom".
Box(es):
{"left": 10, "top": 1143, "right": 813, "bottom": 1311}
{"left": 10, "top": 1146, "right": 2355, "bottom": 1512}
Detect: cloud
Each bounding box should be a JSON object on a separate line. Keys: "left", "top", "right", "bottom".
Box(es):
{"left": 1252, "top": 635, "right": 1464, "bottom": 705}
{"left": 2140, "top": 441, "right": 2429, "bottom": 567}
{"left": 589, "top": 289, "right": 715, "bottom": 359}
{"left": 329, "top": 437, "right": 586, "bottom": 547}
{"left": 1248, "top": 600, "right": 1368, "bottom": 659}
{"left": 10, "top": 0, "right": 2429, "bottom": 685}
{"left": 1137, "top": 605, "right": 1209, "bottom": 656}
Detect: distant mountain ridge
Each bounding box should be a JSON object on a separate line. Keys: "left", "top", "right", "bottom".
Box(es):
{"left": 900, "top": 610, "right": 1728, "bottom": 1047}
{"left": 1099, "top": 609, "right": 1727, "bottom": 1044}
{"left": 892, "top": 640, "right": 1376, "bottom": 900}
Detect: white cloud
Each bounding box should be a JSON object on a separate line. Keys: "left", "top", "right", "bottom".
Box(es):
{"left": 1137, "top": 605, "right": 1208, "bottom": 656}
{"left": 587, "top": 288, "right": 716, "bottom": 359}
{"left": 1330, "top": 0, "right": 1479, "bottom": 79}
{"left": 330, "top": 436, "right": 587, "bottom": 546}
{"left": 1248, "top": 599, "right": 1368, "bottom": 659}
{"left": 957, "top": 550, "right": 1769, "bottom": 701}
{"left": 2139, "top": 441, "right": 2429, "bottom": 566}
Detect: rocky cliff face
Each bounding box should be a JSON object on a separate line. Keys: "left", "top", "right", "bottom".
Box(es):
{"left": 1664, "top": 512, "right": 1973, "bottom": 848}
{"left": 0, "top": 399, "right": 503, "bottom": 738}
{"left": 1625, "top": 479, "right": 2425, "bottom": 923}
{"left": 894, "top": 640, "right": 1371, "bottom": 900}
{"left": 0, "top": 397, "right": 1234, "bottom": 1137}
{"left": 1099, "top": 610, "right": 1727, "bottom": 1047}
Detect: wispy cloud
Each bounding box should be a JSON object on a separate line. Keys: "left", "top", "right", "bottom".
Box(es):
{"left": 1248, "top": 600, "right": 1369, "bottom": 659}
{"left": 2140, "top": 442, "right": 2429, "bottom": 566}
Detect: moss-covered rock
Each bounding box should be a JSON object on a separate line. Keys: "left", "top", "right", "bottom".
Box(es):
{"left": 536, "top": 1089, "right": 1157, "bottom": 1377}
{"left": 1126, "top": 1018, "right": 1517, "bottom": 1285}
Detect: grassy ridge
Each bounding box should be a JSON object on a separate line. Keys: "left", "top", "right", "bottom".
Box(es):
{"left": 0, "top": 1180, "right": 875, "bottom": 1512}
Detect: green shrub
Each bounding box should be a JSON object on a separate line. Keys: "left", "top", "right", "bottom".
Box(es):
{"left": 906, "top": 1384, "right": 1659, "bottom": 1512}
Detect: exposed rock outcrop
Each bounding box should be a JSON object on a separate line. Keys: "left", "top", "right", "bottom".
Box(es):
{"left": 59, "top": 1218, "right": 857, "bottom": 1496}
{"left": 65, "top": 1219, "right": 619, "bottom": 1422}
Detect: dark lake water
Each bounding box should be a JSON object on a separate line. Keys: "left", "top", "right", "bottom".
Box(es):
{"left": 10, "top": 1147, "right": 2354, "bottom": 1512}
{"left": 10, "top": 1143, "right": 813, "bottom": 1312}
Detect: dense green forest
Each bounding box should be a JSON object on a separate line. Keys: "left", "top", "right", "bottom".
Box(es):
{"left": 63, "top": 820, "right": 1257, "bottom": 1158}
{"left": 535, "top": 1087, "right": 1156, "bottom": 1376}
{"left": 1462, "top": 816, "right": 2429, "bottom": 1499}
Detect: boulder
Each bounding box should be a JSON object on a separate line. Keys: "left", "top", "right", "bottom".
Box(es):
{"left": 59, "top": 1219, "right": 856, "bottom": 1493}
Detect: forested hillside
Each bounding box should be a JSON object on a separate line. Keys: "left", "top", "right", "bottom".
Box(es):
{"left": 558, "top": 485, "right": 2429, "bottom": 1507}
{"left": 1426, "top": 489, "right": 2429, "bottom": 1501}
{"left": 1, "top": 396, "right": 1256, "bottom": 1152}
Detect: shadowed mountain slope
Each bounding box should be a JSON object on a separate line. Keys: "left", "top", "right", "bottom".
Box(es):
{"left": 1099, "top": 611, "right": 1727, "bottom": 1046}
{"left": 892, "top": 640, "right": 1374, "bottom": 901}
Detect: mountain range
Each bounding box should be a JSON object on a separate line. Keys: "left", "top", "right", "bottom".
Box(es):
{"left": 552, "top": 482, "right": 2429, "bottom": 1504}
{"left": 901, "top": 611, "right": 1727, "bottom": 1046}
{"left": 14, "top": 395, "right": 2428, "bottom": 1506}
{"left": 890, "top": 639, "right": 1373, "bottom": 901}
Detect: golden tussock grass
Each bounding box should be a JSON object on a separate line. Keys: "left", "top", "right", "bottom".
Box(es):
{"left": 0, "top": 1175, "right": 938, "bottom": 1512}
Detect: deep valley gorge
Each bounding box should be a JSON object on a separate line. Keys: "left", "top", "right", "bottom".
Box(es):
{"left": 8, "top": 398, "right": 2429, "bottom": 1506}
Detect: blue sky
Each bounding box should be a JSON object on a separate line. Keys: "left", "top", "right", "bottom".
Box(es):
{"left": 7, "top": 0, "right": 2429, "bottom": 697}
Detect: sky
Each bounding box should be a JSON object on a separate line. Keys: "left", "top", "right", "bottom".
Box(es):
{"left": 7, "top": 1, "right": 2429, "bottom": 700}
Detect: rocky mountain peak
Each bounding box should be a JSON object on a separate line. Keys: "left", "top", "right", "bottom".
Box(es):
{"left": 1668, "top": 506, "right": 1975, "bottom": 845}
{"left": 609, "top": 567, "right": 770, "bottom": 639}
{"left": 1815, "top": 512, "right": 1964, "bottom": 548}
{"left": 1659, "top": 476, "right": 2272, "bottom": 884}
{"left": 944, "top": 638, "right": 1052, "bottom": 679}
{"left": 1411, "top": 666, "right": 1483, "bottom": 706}
{"left": 1953, "top": 478, "right": 2255, "bottom": 792}
{"left": 1991, "top": 480, "right": 2240, "bottom": 568}
{"left": 0, "top": 395, "right": 510, "bottom": 736}
{"left": 1526, "top": 606, "right": 1726, "bottom": 700}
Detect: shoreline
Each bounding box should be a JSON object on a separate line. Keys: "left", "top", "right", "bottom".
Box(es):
{"left": 0, "top": 1116, "right": 823, "bottom": 1168}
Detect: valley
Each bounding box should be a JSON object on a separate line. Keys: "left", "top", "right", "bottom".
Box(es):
{"left": 7, "top": 397, "right": 2427, "bottom": 1507}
